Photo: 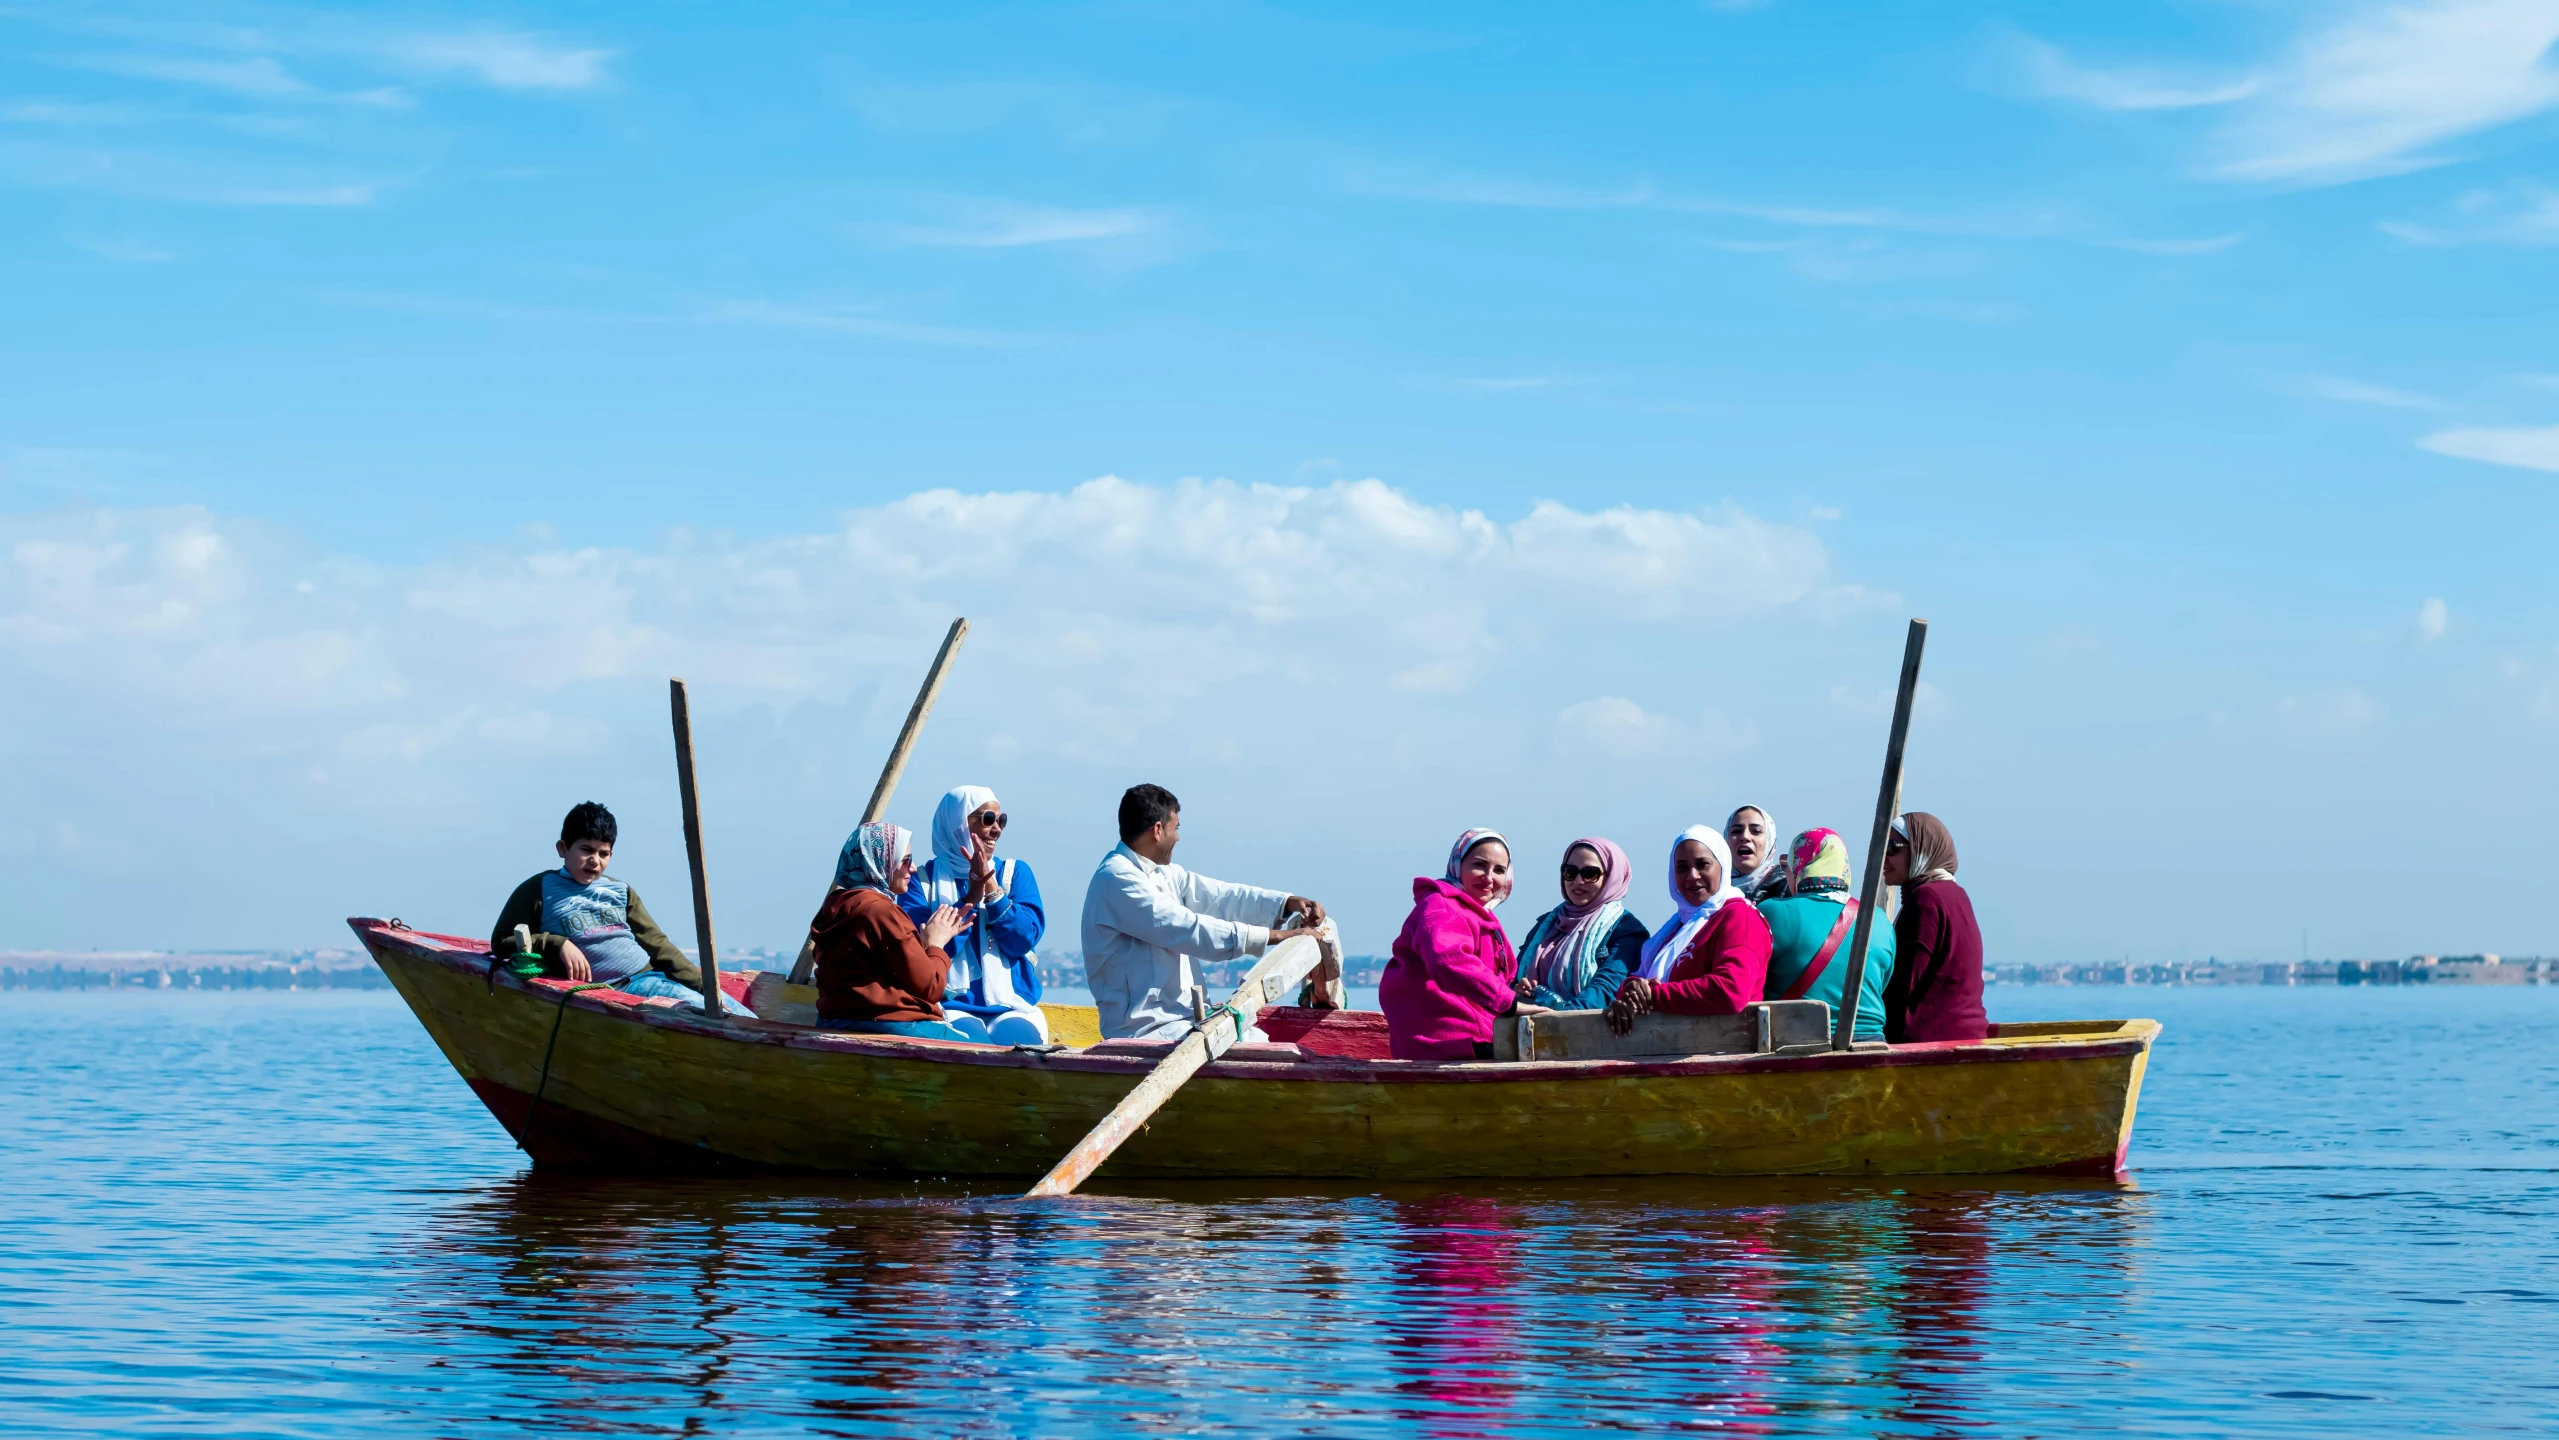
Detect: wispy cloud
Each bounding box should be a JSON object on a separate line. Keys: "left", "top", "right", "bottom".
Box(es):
{"left": 18, "top": 12, "right": 614, "bottom": 95}
{"left": 2420, "top": 423, "right": 2559, "bottom": 473}
{"left": 2107, "top": 232, "right": 2247, "bottom": 256}
{"left": 2298, "top": 375, "right": 2446, "bottom": 411}
{"left": 699, "top": 298, "right": 1038, "bottom": 348}
{"left": 1339, "top": 160, "right": 1907, "bottom": 230}
{"left": 2380, "top": 182, "right": 2559, "bottom": 246}
{"left": 1336, "top": 155, "right": 2238, "bottom": 263}
{"left": 867, "top": 200, "right": 1157, "bottom": 249}
{"left": 0, "top": 139, "right": 396, "bottom": 207}
{"left": 66, "top": 233, "right": 175, "bottom": 262}
{"left": 2012, "top": 36, "right": 2263, "bottom": 111}
{"left": 2418, "top": 597, "right": 2450, "bottom": 640}
{"left": 374, "top": 32, "right": 614, "bottom": 90}
{"left": 2017, "top": 2, "right": 2559, "bottom": 187}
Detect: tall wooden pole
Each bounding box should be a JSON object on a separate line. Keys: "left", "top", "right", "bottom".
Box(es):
{"left": 669, "top": 678, "right": 725, "bottom": 1019}
{"left": 862, "top": 617, "right": 970, "bottom": 824}
{"left": 784, "top": 618, "right": 972, "bottom": 987}
{"left": 1832, "top": 619, "right": 1927, "bottom": 1051}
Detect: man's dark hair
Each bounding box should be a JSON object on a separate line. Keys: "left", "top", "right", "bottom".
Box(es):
{"left": 560, "top": 802, "right": 617, "bottom": 848}
{"left": 1118, "top": 784, "right": 1180, "bottom": 843}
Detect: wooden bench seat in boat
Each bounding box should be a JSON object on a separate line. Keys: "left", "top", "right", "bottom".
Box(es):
{"left": 743, "top": 971, "right": 1829, "bottom": 1063}
{"left": 741, "top": 971, "right": 1106, "bottom": 1047}
{"left": 1495, "top": 1000, "right": 1835, "bottom": 1061}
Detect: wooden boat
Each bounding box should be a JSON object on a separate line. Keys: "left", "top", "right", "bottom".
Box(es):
{"left": 353, "top": 917, "right": 2158, "bottom": 1180}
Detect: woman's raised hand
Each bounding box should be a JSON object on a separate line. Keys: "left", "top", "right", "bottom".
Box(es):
{"left": 922, "top": 904, "right": 973, "bottom": 950}
{"left": 968, "top": 837, "right": 998, "bottom": 903}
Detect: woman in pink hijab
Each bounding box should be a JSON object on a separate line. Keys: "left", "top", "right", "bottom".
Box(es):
{"left": 1380, "top": 828, "right": 1543, "bottom": 1060}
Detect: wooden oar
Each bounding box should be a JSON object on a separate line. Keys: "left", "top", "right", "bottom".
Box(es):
{"left": 1025, "top": 924, "right": 1339, "bottom": 1199}
{"left": 668, "top": 678, "right": 726, "bottom": 1019}
{"left": 786, "top": 618, "right": 971, "bottom": 986}
{"left": 1831, "top": 618, "right": 1927, "bottom": 1051}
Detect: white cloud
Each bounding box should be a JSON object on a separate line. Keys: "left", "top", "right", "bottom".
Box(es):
{"left": 2108, "top": 233, "right": 2248, "bottom": 256}
{"left": 1555, "top": 698, "right": 1758, "bottom": 761}
{"left": 1557, "top": 697, "right": 1679, "bottom": 758}
{"left": 2014, "top": 37, "right": 2264, "bottom": 111}
{"left": 69, "top": 53, "right": 318, "bottom": 99}
{"left": 2020, "top": 2, "right": 2559, "bottom": 187}
{"left": 2419, "top": 423, "right": 2559, "bottom": 473}
{"left": 698, "top": 299, "right": 1036, "bottom": 348}
{"left": 376, "top": 32, "right": 614, "bottom": 90}
{"left": 0, "top": 479, "right": 1829, "bottom": 740}
{"left": 2299, "top": 375, "right": 2445, "bottom": 410}
{"left": 2277, "top": 687, "right": 2383, "bottom": 734}
{"left": 2419, "top": 597, "right": 2450, "bottom": 640}
{"left": 2380, "top": 182, "right": 2559, "bottom": 246}
{"left": 869, "top": 201, "right": 1157, "bottom": 249}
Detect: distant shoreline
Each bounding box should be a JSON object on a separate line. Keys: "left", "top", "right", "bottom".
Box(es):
{"left": 6, "top": 951, "right": 2547, "bottom": 992}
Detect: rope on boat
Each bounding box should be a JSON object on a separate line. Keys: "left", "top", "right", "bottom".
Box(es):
{"left": 521, "top": 982, "right": 612, "bottom": 1156}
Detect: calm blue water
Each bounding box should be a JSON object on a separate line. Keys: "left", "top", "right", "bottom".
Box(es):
{"left": 5, "top": 985, "right": 2557, "bottom": 1437}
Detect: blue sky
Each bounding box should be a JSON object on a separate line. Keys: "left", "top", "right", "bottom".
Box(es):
{"left": 3, "top": 1, "right": 2557, "bottom": 964}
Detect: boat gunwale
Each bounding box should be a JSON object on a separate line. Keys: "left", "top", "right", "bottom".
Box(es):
{"left": 353, "top": 918, "right": 2157, "bottom": 1086}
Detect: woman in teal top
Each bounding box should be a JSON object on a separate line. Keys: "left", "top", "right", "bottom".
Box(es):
{"left": 1758, "top": 828, "right": 1894, "bottom": 1041}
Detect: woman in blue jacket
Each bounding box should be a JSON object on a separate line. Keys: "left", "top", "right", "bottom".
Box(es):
{"left": 1512, "top": 836, "right": 1648, "bottom": 1012}
{"left": 900, "top": 785, "right": 1049, "bottom": 1044}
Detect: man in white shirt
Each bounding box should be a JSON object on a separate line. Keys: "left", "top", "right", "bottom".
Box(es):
{"left": 1081, "top": 783, "right": 1328, "bottom": 1040}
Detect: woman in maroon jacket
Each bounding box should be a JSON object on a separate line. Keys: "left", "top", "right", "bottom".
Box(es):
{"left": 1881, "top": 811, "right": 1987, "bottom": 1043}
{"left": 1607, "top": 825, "right": 1771, "bottom": 1033}
{"left": 810, "top": 821, "right": 974, "bottom": 1040}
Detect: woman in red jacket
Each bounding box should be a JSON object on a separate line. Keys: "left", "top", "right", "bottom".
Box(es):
{"left": 1607, "top": 825, "right": 1770, "bottom": 1032}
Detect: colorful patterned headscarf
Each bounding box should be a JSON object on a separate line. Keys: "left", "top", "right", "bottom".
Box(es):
{"left": 833, "top": 821, "right": 911, "bottom": 895}
{"left": 1443, "top": 828, "right": 1514, "bottom": 909}
{"left": 1524, "top": 837, "right": 1631, "bottom": 996}
{"left": 1892, "top": 812, "right": 1959, "bottom": 886}
{"left": 1784, "top": 828, "right": 1853, "bottom": 901}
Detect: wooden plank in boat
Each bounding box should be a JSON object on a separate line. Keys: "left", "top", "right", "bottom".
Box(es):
{"left": 738, "top": 970, "right": 1105, "bottom": 1047}
{"left": 1506, "top": 1000, "right": 1832, "bottom": 1062}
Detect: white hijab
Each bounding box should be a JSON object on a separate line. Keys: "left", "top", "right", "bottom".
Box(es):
{"left": 920, "top": 784, "right": 1026, "bottom": 1010}
{"left": 1636, "top": 825, "right": 1745, "bottom": 980}
{"left": 1727, "top": 804, "right": 1783, "bottom": 900}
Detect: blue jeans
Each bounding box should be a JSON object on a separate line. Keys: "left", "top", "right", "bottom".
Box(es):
{"left": 945, "top": 1007, "right": 1049, "bottom": 1045}
{"left": 619, "top": 969, "right": 758, "bottom": 1019}
{"left": 818, "top": 1016, "right": 975, "bottom": 1041}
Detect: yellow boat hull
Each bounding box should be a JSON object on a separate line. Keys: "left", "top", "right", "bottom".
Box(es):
{"left": 357, "top": 920, "right": 2155, "bottom": 1180}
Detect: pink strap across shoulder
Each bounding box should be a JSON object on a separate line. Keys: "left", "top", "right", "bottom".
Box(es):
{"left": 1778, "top": 899, "right": 1859, "bottom": 1003}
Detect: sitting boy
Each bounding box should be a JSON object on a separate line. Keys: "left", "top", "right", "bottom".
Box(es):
{"left": 489, "top": 801, "right": 753, "bottom": 1017}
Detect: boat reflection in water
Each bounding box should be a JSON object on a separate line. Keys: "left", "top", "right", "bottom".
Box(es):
{"left": 396, "top": 1173, "right": 2142, "bottom": 1435}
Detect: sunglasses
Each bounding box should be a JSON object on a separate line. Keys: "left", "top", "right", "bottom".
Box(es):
{"left": 973, "top": 810, "right": 1009, "bottom": 831}
{"left": 1559, "top": 864, "right": 1606, "bottom": 882}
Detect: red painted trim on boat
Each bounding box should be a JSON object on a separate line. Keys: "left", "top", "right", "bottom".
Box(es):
{"left": 354, "top": 919, "right": 2152, "bottom": 1086}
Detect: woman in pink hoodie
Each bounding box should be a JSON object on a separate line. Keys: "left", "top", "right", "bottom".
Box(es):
{"left": 1381, "top": 828, "right": 1543, "bottom": 1060}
